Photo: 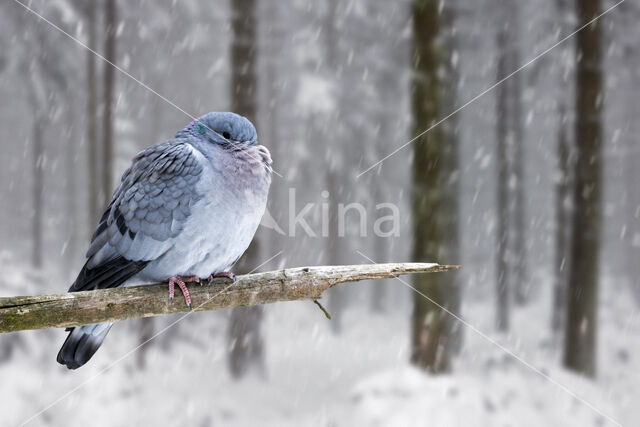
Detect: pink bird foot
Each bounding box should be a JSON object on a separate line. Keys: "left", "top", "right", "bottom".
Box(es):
{"left": 169, "top": 276, "right": 200, "bottom": 310}
{"left": 208, "top": 271, "right": 236, "bottom": 282}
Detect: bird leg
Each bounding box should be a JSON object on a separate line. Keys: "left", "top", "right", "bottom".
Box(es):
{"left": 168, "top": 276, "right": 199, "bottom": 310}
{"left": 208, "top": 271, "right": 236, "bottom": 282}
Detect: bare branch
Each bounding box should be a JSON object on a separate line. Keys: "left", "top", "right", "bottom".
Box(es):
{"left": 0, "top": 263, "right": 459, "bottom": 333}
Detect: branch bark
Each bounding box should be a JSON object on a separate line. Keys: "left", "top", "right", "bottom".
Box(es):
{"left": 0, "top": 263, "right": 458, "bottom": 333}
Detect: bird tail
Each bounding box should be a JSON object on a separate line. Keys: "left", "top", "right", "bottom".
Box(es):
{"left": 57, "top": 322, "right": 113, "bottom": 369}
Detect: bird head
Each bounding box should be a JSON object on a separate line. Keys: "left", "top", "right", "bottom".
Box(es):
{"left": 177, "top": 112, "right": 258, "bottom": 147}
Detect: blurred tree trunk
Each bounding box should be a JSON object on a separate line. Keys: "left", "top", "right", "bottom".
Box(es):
{"left": 102, "top": 0, "right": 117, "bottom": 206}
{"left": 551, "top": 0, "right": 575, "bottom": 336}
{"left": 368, "top": 1, "right": 412, "bottom": 314}
{"left": 369, "top": 3, "right": 393, "bottom": 314}
{"left": 31, "top": 110, "right": 44, "bottom": 270}
{"left": 323, "top": 0, "right": 346, "bottom": 333}
{"left": 263, "top": 1, "right": 282, "bottom": 266}
{"left": 495, "top": 9, "right": 512, "bottom": 332}
{"left": 410, "top": 0, "right": 455, "bottom": 373}
{"left": 440, "top": 0, "right": 463, "bottom": 357}
{"left": 563, "top": 0, "right": 603, "bottom": 378}
{"left": 621, "top": 4, "right": 640, "bottom": 307}
{"left": 136, "top": 315, "right": 154, "bottom": 369}
{"left": 625, "top": 77, "right": 640, "bottom": 306}
{"left": 227, "top": 0, "right": 264, "bottom": 379}
{"left": 370, "top": 156, "right": 388, "bottom": 312}
{"left": 495, "top": 0, "right": 528, "bottom": 324}
{"left": 370, "top": 177, "right": 387, "bottom": 312}
{"left": 509, "top": 1, "right": 528, "bottom": 306}
{"left": 625, "top": 126, "right": 640, "bottom": 305}
{"left": 86, "top": 0, "right": 100, "bottom": 233}
{"left": 15, "top": 7, "right": 74, "bottom": 272}
{"left": 24, "top": 27, "right": 48, "bottom": 271}
{"left": 64, "top": 99, "right": 79, "bottom": 279}
{"left": 552, "top": 107, "right": 573, "bottom": 333}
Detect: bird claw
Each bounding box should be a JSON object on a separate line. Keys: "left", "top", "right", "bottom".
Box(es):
{"left": 168, "top": 276, "right": 198, "bottom": 310}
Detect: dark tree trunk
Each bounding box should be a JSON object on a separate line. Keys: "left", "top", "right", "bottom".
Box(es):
{"left": 552, "top": 107, "right": 573, "bottom": 334}
{"left": 563, "top": 0, "right": 603, "bottom": 378}
{"left": 102, "top": 0, "right": 117, "bottom": 206}
{"left": 229, "top": 0, "right": 257, "bottom": 121}
{"left": 440, "top": 0, "right": 463, "bottom": 356}
{"left": 410, "top": 0, "right": 454, "bottom": 373}
{"left": 86, "top": 1, "right": 100, "bottom": 233}
{"left": 551, "top": 0, "right": 575, "bottom": 336}
{"left": 227, "top": 0, "right": 264, "bottom": 379}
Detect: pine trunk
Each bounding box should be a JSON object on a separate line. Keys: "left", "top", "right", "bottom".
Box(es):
{"left": 551, "top": 0, "right": 575, "bottom": 336}
{"left": 440, "top": 0, "right": 463, "bottom": 356}
{"left": 410, "top": 0, "right": 452, "bottom": 373}
{"left": 563, "top": 0, "right": 603, "bottom": 378}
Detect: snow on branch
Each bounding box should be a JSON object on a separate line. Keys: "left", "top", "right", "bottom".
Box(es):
{"left": 0, "top": 263, "right": 459, "bottom": 333}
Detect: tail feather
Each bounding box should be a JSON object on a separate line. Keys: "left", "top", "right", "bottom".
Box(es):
{"left": 57, "top": 323, "right": 113, "bottom": 369}
{"left": 58, "top": 256, "right": 148, "bottom": 369}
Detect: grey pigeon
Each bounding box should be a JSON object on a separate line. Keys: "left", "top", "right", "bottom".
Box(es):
{"left": 57, "top": 112, "right": 272, "bottom": 369}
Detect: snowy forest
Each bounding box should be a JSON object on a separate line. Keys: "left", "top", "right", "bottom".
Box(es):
{"left": 0, "top": 0, "right": 639, "bottom": 425}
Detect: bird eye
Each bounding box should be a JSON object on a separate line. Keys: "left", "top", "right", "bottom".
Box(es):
{"left": 222, "top": 131, "right": 231, "bottom": 140}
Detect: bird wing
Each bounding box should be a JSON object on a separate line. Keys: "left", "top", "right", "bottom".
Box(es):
{"left": 69, "top": 140, "right": 205, "bottom": 292}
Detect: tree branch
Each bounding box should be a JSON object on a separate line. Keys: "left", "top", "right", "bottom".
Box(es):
{"left": 0, "top": 263, "right": 459, "bottom": 333}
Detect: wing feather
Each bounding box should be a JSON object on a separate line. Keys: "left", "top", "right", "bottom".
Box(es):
{"left": 72, "top": 139, "right": 204, "bottom": 292}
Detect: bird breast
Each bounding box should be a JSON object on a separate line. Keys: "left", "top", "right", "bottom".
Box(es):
{"left": 171, "top": 143, "right": 271, "bottom": 278}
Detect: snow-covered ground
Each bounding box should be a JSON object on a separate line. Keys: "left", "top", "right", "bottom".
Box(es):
{"left": 1, "top": 264, "right": 639, "bottom": 427}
